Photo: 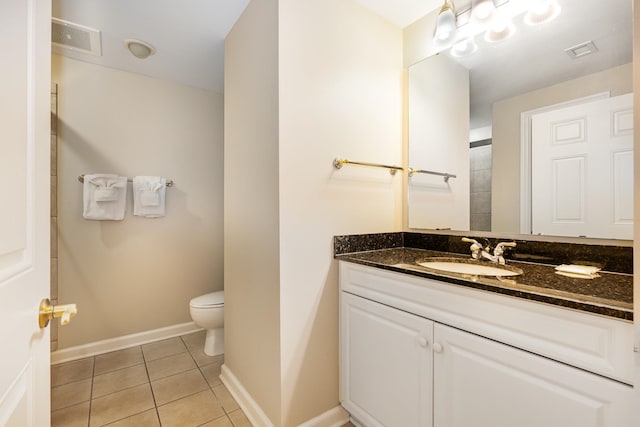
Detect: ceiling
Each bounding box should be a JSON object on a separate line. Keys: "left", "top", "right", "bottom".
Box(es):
{"left": 354, "top": 0, "right": 442, "bottom": 28}
{"left": 52, "top": 0, "right": 632, "bottom": 114}
{"left": 52, "top": 0, "right": 250, "bottom": 93}
{"left": 452, "top": 0, "right": 633, "bottom": 128}
{"left": 51, "top": 0, "right": 441, "bottom": 94}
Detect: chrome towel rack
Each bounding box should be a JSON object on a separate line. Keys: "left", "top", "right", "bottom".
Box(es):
{"left": 78, "top": 174, "right": 174, "bottom": 187}
{"left": 408, "top": 168, "right": 456, "bottom": 183}
{"left": 333, "top": 158, "right": 403, "bottom": 175}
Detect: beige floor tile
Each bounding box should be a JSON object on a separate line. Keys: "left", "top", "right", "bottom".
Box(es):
{"left": 93, "top": 364, "right": 149, "bottom": 398}
{"left": 146, "top": 352, "right": 197, "bottom": 381}
{"left": 228, "top": 409, "right": 252, "bottom": 427}
{"left": 157, "top": 390, "right": 225, "bottom": 427}
{"left": 51, "top": 357, "right": 94, "bottom": 387}
{"left": 190, "top": 348, "right": 224, "bottom": 367}
{"left": 51, "top": 378, "right": 92, "bottom": 411}
{"left": 142, "top": 337, "right": 187, "bottom": 362}
{"left": 51, "top": 401, "right": 90, "bottom": 427}
{"left": 151, "top": 368, "right": 208, "bottom": 406}
{"left": 94, "top": 346, "right": 144, "bottom": 376}
{"left": 89, "top": 383, "right": 155, "bottom": 426}
{"left": 103, "top": 409, "right": 160, "bottom": 426}
{"left": 200, "top": 361, "right": 223, "bottom": 387}
{"left": 201, "top": 415, "right": 234, "bottom": 427}
{"left": 212, "top": 384, "right": 239, "bottom": 413}
{"left": 180, "top": 330, "right": 206, "bottom": 351}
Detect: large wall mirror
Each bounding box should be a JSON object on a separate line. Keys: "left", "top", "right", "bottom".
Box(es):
{"left": 408, "top": 0, "right": 633, "bottom": 241}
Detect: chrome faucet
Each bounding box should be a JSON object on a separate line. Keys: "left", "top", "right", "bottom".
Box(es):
{"left": 493, "top": 241, "right": 517, "bottom": 264}
{"left": 462, "top": 238, "right": 516, "bottom": 265}
{"left": 461, "top": 237, "right": 485, "bottom": 260}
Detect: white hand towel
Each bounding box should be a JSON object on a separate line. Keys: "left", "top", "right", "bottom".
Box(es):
{"left": 83, "top": 174, "right": 127, "bottom": 220}
{"left": 133, "top": 176, "right": 166, "bottom": 218}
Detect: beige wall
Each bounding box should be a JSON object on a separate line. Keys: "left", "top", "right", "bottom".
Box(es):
{"left": 223, "top": 0, "right": 282, "bottom": 424}
{"left": 403, "top": 7, "right": 439, "bottom": 68}
{"left": 53, "top": 55, "right": 224, "bottom": 348}
{"left": 407, "top": 54, "right": 470, "bottom": 230}
{"left": 278, "top": 1, "right": 402, "bottom": 425}
{"left": 224, "top": 0, "right": 403, "bottom": 425}
{"left": 492, "top": 63, "right": 633, "bottom": 233}
{"left": 633, "top": 0, "right": 639, "bottom": 408}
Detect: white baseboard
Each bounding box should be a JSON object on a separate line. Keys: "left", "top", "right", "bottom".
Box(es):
{"left": 220, "top": 364, "right": 349, "bottom": 427}
{"left": 51, "top": 322, "right": 202, "bottom": 365}
{"left": 297, "top": 405, "right": 350, "bottom": 427}
{"left": 220, "top": 364, "right": 275, "bottom": 427}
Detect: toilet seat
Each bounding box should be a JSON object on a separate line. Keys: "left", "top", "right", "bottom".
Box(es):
{"left": 190, "top": 291, "right": 224, "bottom": 308}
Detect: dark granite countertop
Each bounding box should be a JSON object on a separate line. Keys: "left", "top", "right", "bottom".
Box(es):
{"left": 336, "top": 247, "right": 633, "bottom": 321}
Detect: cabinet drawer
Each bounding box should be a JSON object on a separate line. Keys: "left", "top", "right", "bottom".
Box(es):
{"left": 339, "top": 262, "right": 634, "bottom": 384}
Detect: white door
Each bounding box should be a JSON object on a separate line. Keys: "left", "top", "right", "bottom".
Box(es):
{"left": 340, "top": 292, "right": 433, "bottom": 427}
{"left": 0, "top": 0, "right": 52, "bottom": 426}
{"left": 433, "top": 323, "right": 634, "bottom": 427}
{"left": 531, "top": 93, "right": 633, "bottom": 239}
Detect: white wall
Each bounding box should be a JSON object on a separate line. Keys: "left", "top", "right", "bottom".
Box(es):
{"left": 53, "top": 55, "right": 224, "bottom": 348}
{"left": 224, "top": 0, "right": 403, "bottom": 425}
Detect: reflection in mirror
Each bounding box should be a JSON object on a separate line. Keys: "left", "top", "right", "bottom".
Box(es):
{"left": 408, "top": 0, "right": 633, "bottom": 240}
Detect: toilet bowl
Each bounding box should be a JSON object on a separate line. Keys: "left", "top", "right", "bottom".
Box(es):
{"left": 189, "top": 291, "right": 224, "bottom": 356}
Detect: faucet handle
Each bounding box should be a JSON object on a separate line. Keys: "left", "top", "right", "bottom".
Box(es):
{"left": 494, "top": 241, "right": 517, "bottom": 257}
{"left": 461, "top": 237, "right": 482, "bottom": 259}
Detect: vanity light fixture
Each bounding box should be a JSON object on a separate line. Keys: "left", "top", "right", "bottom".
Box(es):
{"left": 434, "top": 0, "right": 458, "bottom": 45}
{"left": 451, "top": 37, "right": 479, "bottom": 57}
{"left": 524, "top": 0, "right": 561, "bottom": 25}
{"left": 124, "top": 39, "right": 156, "bottom": 59}
{"left": 484, "top": 10, "right": 515, "bottom": 43}
{"left": 471, "top": 0, "right": 496, "bottom": 26}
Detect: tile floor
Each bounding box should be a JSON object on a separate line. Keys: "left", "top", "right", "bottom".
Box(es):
{"left": 51, "top": 331, "right": 251, "bottom": 427}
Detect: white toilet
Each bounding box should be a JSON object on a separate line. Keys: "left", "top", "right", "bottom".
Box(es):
{"left": 189, "top": 291, "right": 224, "bottom": 356}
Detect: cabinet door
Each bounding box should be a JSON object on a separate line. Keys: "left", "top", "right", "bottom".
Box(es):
{"left": 433, "top": 323, "right": 634, "bottom": 427}
{"left": 340, "top": 292, "right": 433, "bottom": 427}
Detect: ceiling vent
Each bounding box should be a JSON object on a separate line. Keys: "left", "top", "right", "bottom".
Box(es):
{"left": 52, "top": 18, "right": 102, "bottom": 56}
{"left": 564, "top": 41, "right": 598, "bottom": 59}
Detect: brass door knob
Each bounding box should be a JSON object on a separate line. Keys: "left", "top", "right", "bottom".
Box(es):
{"left": 39, "top": 298, "right": 77, "bottom": 328}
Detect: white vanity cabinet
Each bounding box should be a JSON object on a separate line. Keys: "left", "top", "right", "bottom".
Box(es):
{"left": 433, "top": 323, "right": 633, "bottom": 427}
{"left": 339, "top": 262, "right": 635, "bottom": 427}
{"left": 341, "top": 291, "right": 434, "bottom": 427}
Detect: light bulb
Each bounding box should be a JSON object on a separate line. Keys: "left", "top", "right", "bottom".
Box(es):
{"left": 471, "top": 0, "right": 496, "bottom": 26}
{"left": 485, "top": 12, "right": 514, "bottom": 43}
{"left": 451, "top": 37, "right": 479, "bottom": 57}
{"left": 524, "top": 0, "right": 561, "bottom": 25}
{"left": 434, "top": 1, "right": 458, "bottom": 45}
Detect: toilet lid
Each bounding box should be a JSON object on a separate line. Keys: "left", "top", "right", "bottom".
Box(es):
{"left": 190, "top": 291, "right": 224, "bottom": 308}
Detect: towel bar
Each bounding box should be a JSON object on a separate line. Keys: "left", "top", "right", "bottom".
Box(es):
{"left": 408, "top": 168, "right": 456, "bottom": 183}
{"left": 333, "top": 158, "right": 403, "bottom": 175}
{"left": 78, "top": 174, "right": 174, "bottom": 187}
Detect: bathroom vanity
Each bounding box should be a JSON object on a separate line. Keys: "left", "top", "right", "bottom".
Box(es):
{"left": 335, "top": 233, "right": 634, "bottom": 427}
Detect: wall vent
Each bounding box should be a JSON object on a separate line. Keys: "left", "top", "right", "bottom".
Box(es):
{"left": 52, "top": 18, "right": 102, "bottom": 56}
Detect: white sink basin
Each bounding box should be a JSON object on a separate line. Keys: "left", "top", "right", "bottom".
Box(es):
{"left": 417, "top": 257, "right": 523, "bottom": 277}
